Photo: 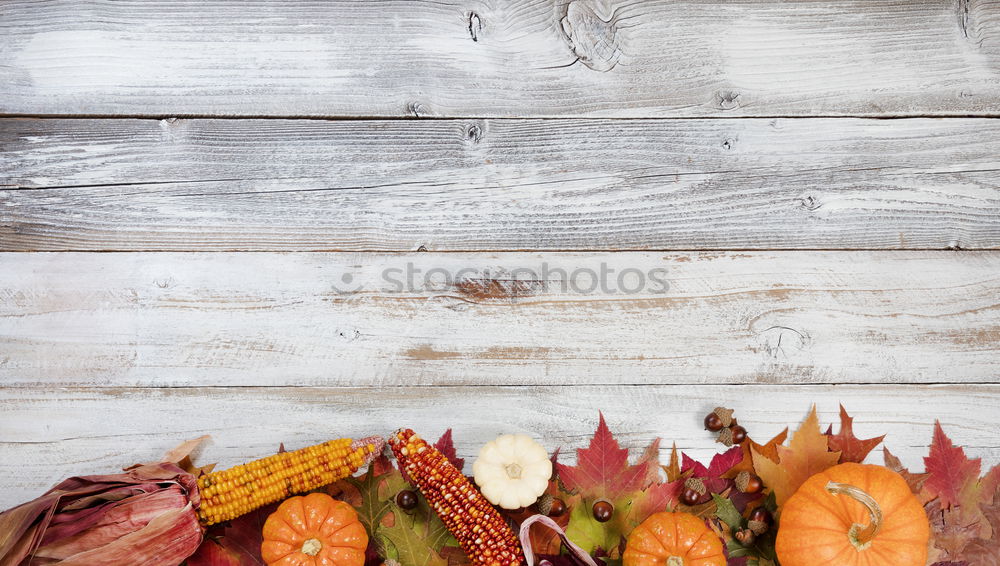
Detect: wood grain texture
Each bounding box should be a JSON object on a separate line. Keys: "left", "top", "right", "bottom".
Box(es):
{"left": 1, "top": 252, "right": 997, "bottom": 387}
{"left": 3, "top": 118, "right": 1000, "bottom": 251}
{"left": 1, "top": 384, "right": 997, "bottom": 509}
{"left": 2, "top": 0, "right": 1000, "bottom": 117}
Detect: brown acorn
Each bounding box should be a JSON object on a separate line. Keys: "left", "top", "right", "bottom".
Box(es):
{"left": 395, "top": 489, "right": 418, "bottom": 510}
{"left": 680, "top": 477, "right": 708, "bottom": 506}
{"left": 735, "top": 471, "right": 763, "bottom": 494}
{"left": 592, "top": 499, "right": 614, "bottom": 522}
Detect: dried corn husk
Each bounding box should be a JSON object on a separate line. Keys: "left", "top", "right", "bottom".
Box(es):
{"left": 0, "top": 462, "right": 202, "bottom": 566}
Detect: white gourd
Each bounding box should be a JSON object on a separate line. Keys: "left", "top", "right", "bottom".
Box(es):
{"left": 472, "top": 434, "right": 553, "bottom": 510}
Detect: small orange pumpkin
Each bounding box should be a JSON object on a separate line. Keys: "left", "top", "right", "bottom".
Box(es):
{"left": 623, "top": 511, "right": 726, "bottom": 566}
{"left": 261, "top": 493, "right": 368, "bottom": 566}
{"left": 776, "top": 463, "right": 929, "bottom": 566}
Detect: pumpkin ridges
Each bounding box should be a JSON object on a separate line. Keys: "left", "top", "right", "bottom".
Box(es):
{"left": 262, "top": 494, "right": 368, "bottom": 566}
{"left": 685, "top": 527, "right": 723, "bottom": 559}
{"left": 623, "top": 512, "right": 725, "bottom": 566}
{"left": 320, "top": 504, "right": 362, "bottom": 541}
{"left": 776, "top": 463, "right": 928, "bottom": 566}
{"left": 301, "top": 493, "right": 332, "bottom": 533}
{"left": 625, "top": 526, "right": 668, "bottom": 557}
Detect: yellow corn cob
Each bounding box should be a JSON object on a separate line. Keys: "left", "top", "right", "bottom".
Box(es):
{"left": 197, "top": 436, "right": 384, "bottom": 525}
{"left": 389, "top": 429, "right": 525, "bottom": 566}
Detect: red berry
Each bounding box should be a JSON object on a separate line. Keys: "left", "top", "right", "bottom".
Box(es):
{"left": 395, "top": 490, "right": 418, "bottom": 510}
{"left": 730, "top": 425, "right": 748, "bottom": 444}
{"left": 548, "top": 498, "right": 567, "bottom": 517}
{"left": 592, "top": 500, "right": 614, "bottom": 522}
{"left": 704, "top": 412, "right": 724, "bottom": 432}
{"left": 749, "top": 507, "right": 773, "bottom": 525}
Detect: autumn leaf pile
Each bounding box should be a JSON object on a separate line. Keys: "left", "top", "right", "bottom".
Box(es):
{"left": 176, "top": 409, "right": 1000, "bottom": 566}
{"left": 887, "top": 423, "right": 1000, "bottom": 566}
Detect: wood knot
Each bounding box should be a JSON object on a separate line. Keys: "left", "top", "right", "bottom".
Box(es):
{"left": 468, "top": 11, "right": 483, "bottom": 42}
{"left": 407, "top": 101, "right": 429, "bottom": 117}
{"left": 755, "top": 326, "right": 811, "bottom": 359}
{"left": 561, "top": 2, "right": 623, "bottom": 72}
{"left": 465, "top": 123, "right": 483, "bottom": 143}
{"left": 798, "top": 194, "right": 822, "bottom": 211}
{"left": 455, "top": 277, "right": 544, "bottom": 302}
{"left": 722, "top": 138, "right": 735, "bottom": 150}
{"left": 714, "top": 89, "right": 742, "bottom": 110}
{"left": 957, "top": 0, "right": 995, "bottom": 49}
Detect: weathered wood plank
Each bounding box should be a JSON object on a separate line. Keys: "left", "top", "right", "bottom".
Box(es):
{"left": 1, "top": 1, "right": 999, "bottom": 117}
{"left": 3, "top": 118, "right": 999, "bottom": 251}
{"left": 1, "top": 384, "right": 997, "bottom": 510}
{"left": 1, "top": 252, "right": 997, "bottom": 386}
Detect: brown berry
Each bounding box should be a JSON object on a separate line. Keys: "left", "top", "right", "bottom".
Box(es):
{"left": 734, "top": 528, "right": 756, "bottom": 546}
{"left": 679, "top": 487, "right": 702, "bottom": 506}
{"left": 704, "top": 412, "right": 724, "bottom": 432}
{"left": 748, "top": 507, "right": 772, "bottom": 525}
{"left": 395, "top": 490, "right": 417, "bottom": 510}
{"left": 548, "top": 497, "right": 567, "bottom": 517}
{"left": 735, "top": 471, "right": 763, "bottom": 494}
{"left": 592, "top": 499, "right": 614, "bottom": 522}
{"left": 730, "top": 425, "right": 748, "bottom": 444}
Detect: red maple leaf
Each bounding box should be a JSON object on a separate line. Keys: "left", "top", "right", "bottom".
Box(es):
{"left": 924, "top": 421, "right": 981, "bottom": 510}
{"left": 824, "top": 405, "right": 885, "bottom": 464}
{"left": 434, "top": 429, "right": 465, "bottom": 472}
{"left": 628, "top": 479, "right": 683, "bottom": 524}
{"left": 681, "top": 447, "right": 741, "bottom": 494}
{"left": 186, "top": 502, "right": 278, "bottom": 565}
{"left": 556, "top": 413, "right": 653, "bottom": 500}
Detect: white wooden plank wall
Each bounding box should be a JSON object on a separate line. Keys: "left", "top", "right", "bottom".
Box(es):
{"left": 2, "top": 1, "right": 1000, "bottom": 117}
{"left": 0, "top": 252, "right": 997, "bottom": 387}
{"left": 3, "top": 119, "right": 999, "bottom": 251}
{"left": 1, "top": 0, "right": 999, "bottom": 511}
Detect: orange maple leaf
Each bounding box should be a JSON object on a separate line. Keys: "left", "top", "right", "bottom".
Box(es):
{"left": 752, "top": 406, "right": 840, "bottom": 505}
{"left": 662, "top": 442, "right": 682, "bottom": 482}
{"left": 723, "top": 428, "right": 788, "bottom": 479}
{"left": 825, "top": 404, "right": 885, "bottom": 464}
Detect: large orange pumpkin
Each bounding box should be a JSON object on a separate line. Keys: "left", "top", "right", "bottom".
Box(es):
{"left": 623, "top": 511, "right": 726, "bottom": 566}
{"left": 776, "top": 463, "right": 929, "bottom": 566}
{"left": 261, "top": 493, "right": 368, "bottom": 566}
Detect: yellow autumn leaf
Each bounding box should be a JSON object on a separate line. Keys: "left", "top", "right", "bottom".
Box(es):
{"left": 753, "top": 406, "right": 841, "bottom": 506}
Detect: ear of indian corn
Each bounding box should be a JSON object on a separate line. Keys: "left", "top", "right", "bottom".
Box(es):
{"left": 389, "top": 429, "right": 526, "bottom": 566}
{"left": 197, "top": 436, "right": 384, "bottom": 525}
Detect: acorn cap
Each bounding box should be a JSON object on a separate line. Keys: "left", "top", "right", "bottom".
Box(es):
{"left": 735, "top": 471, "right": 752, "bottom": 492}
{"left": 716, "top": 427, "right": 735, "bottom": 447}
{"left": 537, "top": 492, "right": 554, "bottom": 515}
{"left": 684, "top": 477, "right": 707, "bottom": 495}
{"left": 748, "top": 519, "right": 769, "bottom": 535}
{"left": 713, "top": 407, "right": 735, "bottom": 427}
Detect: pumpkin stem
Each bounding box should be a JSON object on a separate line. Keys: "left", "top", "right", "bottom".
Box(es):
{"left": 301, "top": 538, "right": 323, "bottom": 556}
{"left": 825, "top": 481, "right": 882, "bottom": 549}
{"left": 665, "top": 557, "right": 684, "bottom": 566}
